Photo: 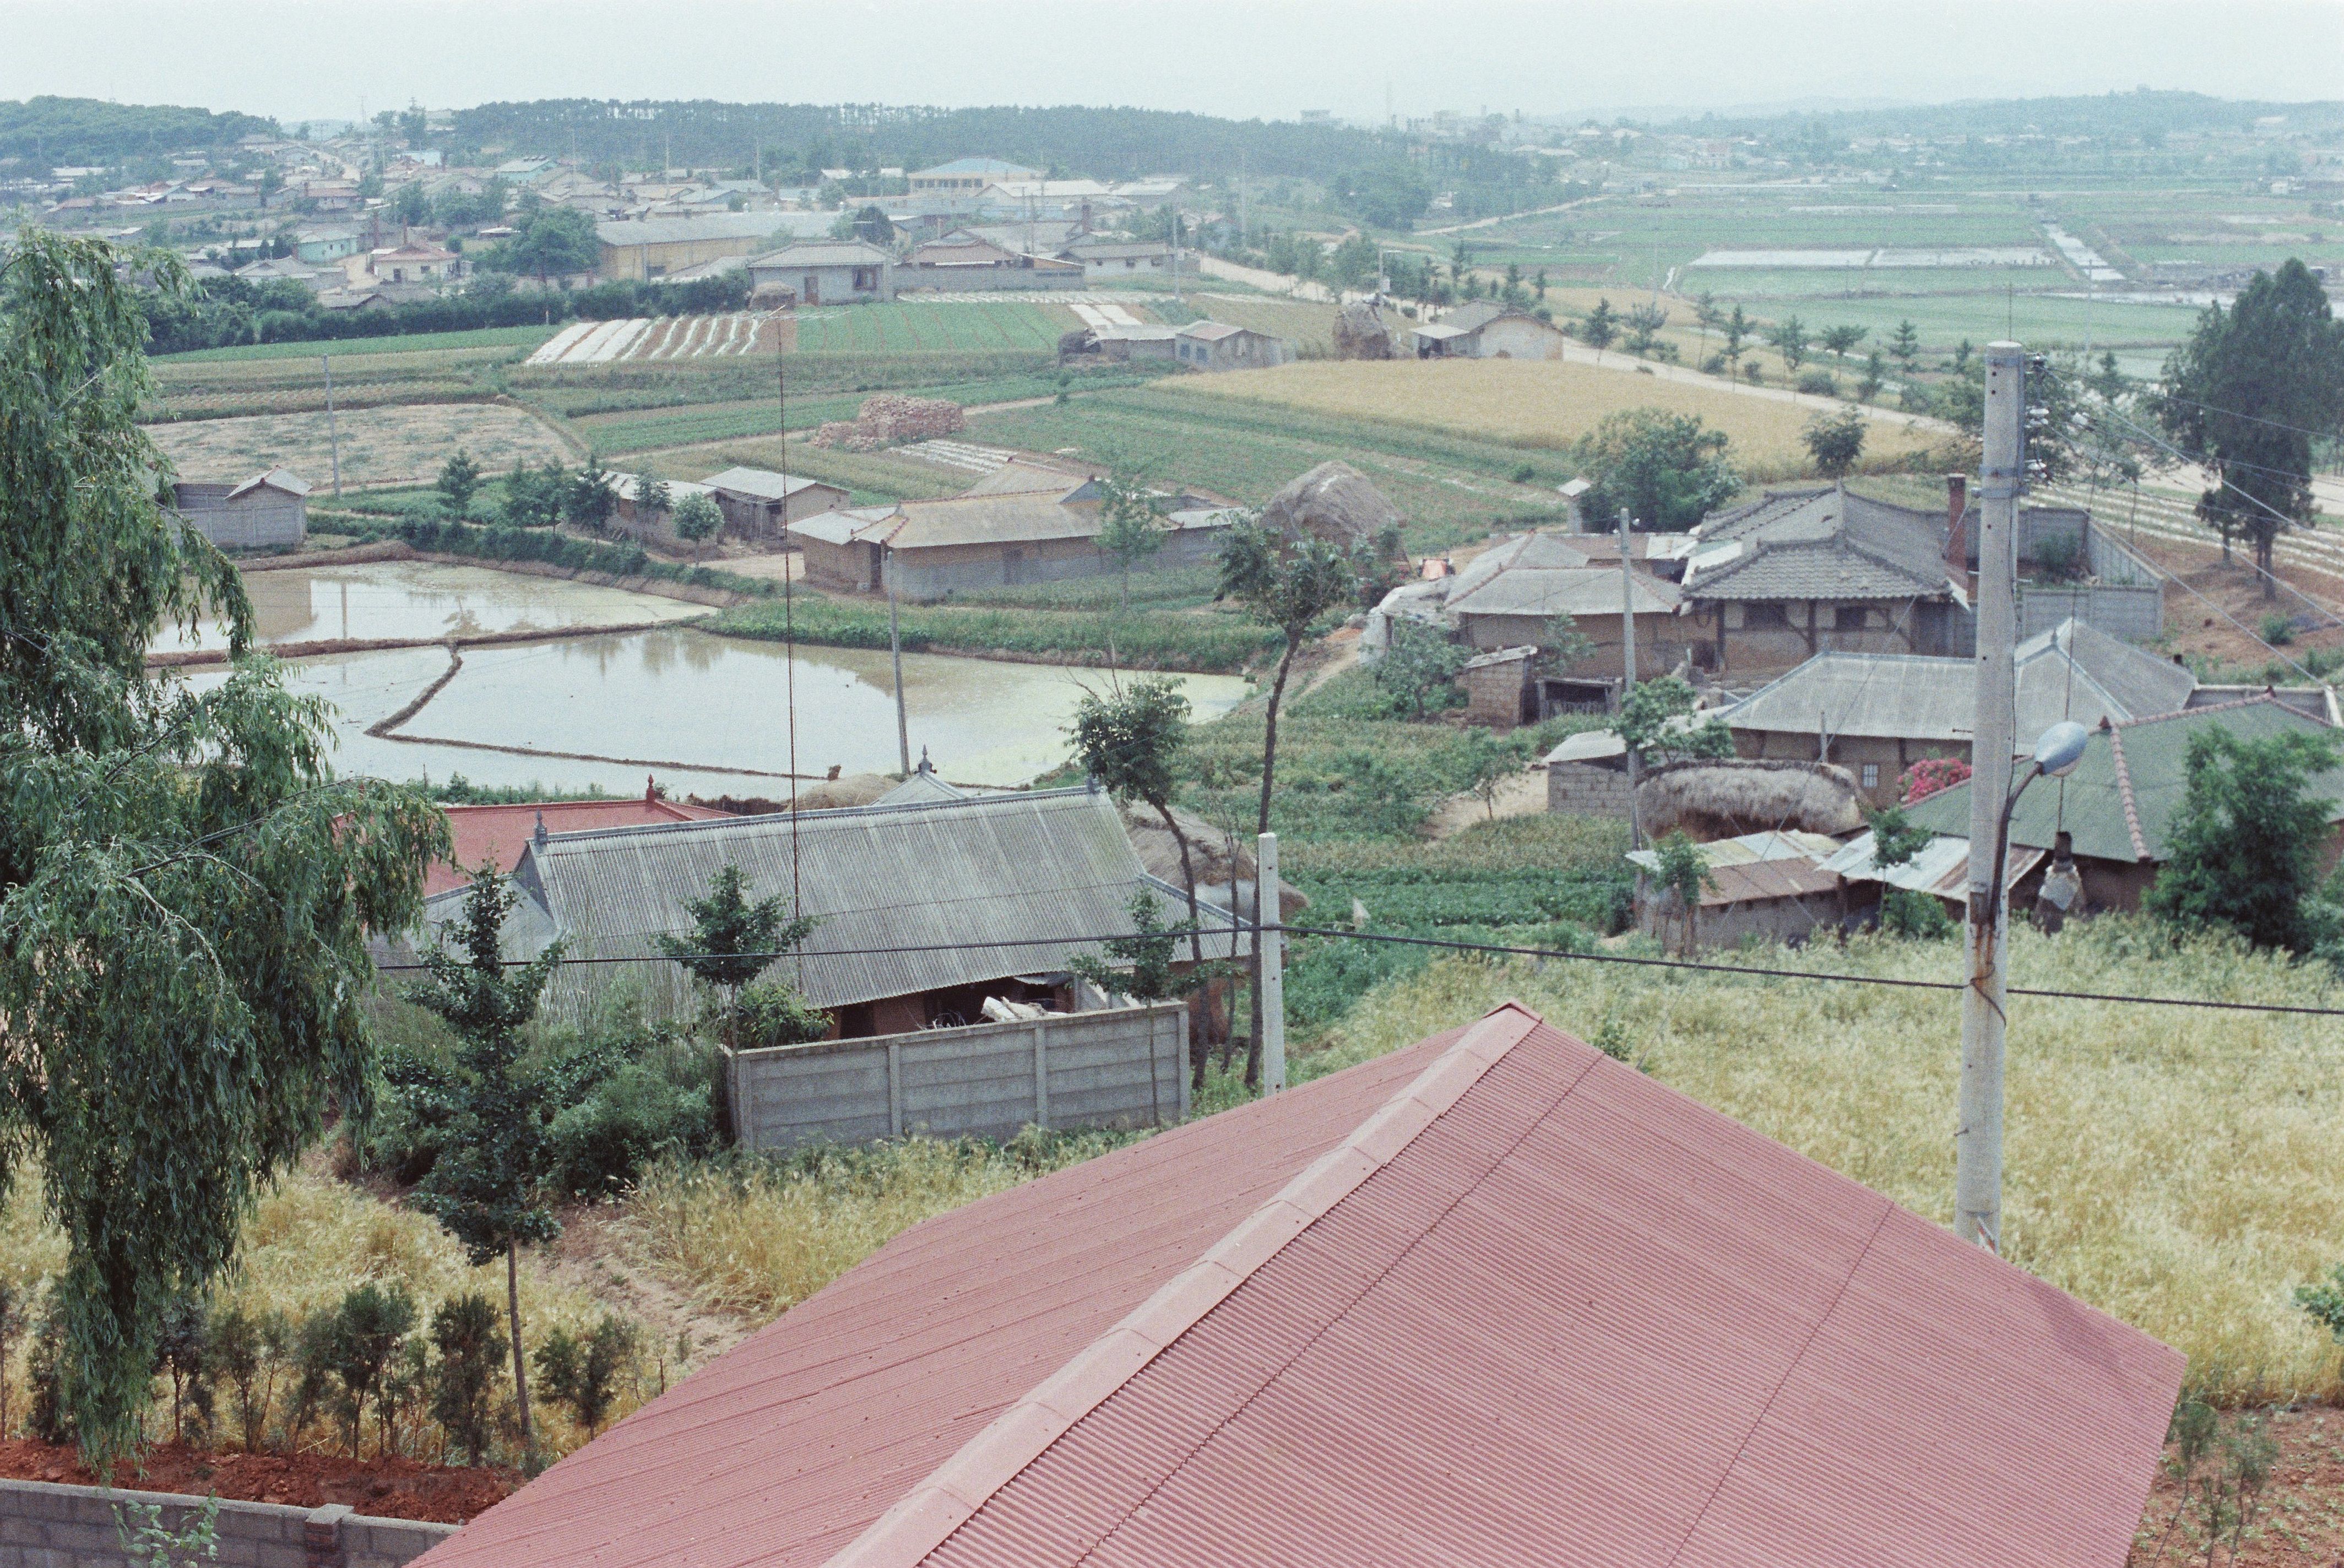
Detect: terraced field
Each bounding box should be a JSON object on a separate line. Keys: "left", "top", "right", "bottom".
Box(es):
{"left": 792, "top": 300, "right": 1081, "bottom": 353}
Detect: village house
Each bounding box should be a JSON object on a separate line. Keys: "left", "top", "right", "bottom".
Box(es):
{"left": 594, "top": 214, "right": 787, "bottom": 282}
{"left": 744, "top": 239, "right": 897, "bottom": 304}
{"left": 1681, "top": 484, "right": 1968, "bottom": 679}
{"left": 1061, "top": 236, "right": 1179, "bottom": 279}
{"left": 345, "top": 239, "right": 462, "bottom": 287}
{"left": 413, "top": 786, "right": 1241, "bottom": 1040}
{"left": 1085, "top": 322, "right": 1182, "bottom": 361}
{"left": 292, "top": 226, "right": 359, "bottom": 264}
{"left": 1627, "top": 828, "right": 1849, "bottom": 950}
{"left": 896, "top": 232, "right": 1083, "bottom": 291}
{"left": 698, "top": 466, "right": 850, "bottom": 540}
{"left": 1434, "top": 530, "right": 1690, "bottom": 701}
{"left": 170, "top": 468, "right": 308, "bottom": 549}
{"left": 424, "top": 791, "right": 727, "bottom": 897}
{"left": 793, "top": 463, "right": 1233, "bottom": 600}
{"left": 1411, "top": 300, "right": 1571, "bottom": 359}
{"left": 907, "top": 156, "right": 1043, "bottom": 194}
{"left": 1904, "top": 695, "right": 2344, "bottom": 913}
{"left": 1174, "top": 319, "right": 1296, "bottom": 371}
{"left": 1718, "top": 617, "right": 2200, "bottom": 805}
{"left": 410, "top": 1001, "right": 2179, "bottom": 1568}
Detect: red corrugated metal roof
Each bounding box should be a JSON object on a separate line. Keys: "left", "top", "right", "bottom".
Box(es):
{"left": 428, "top": 797, "right": 726, "bottom": 896}
{"left": 419, "top": 1005, "right": 2182, "bottom": 1568}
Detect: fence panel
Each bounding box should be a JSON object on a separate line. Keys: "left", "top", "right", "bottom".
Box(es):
{"left": 728, "top": 1003, "right": 1189, "bottom": 1152}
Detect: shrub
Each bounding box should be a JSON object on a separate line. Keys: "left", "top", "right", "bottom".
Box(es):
{"left": 1795, "top": 369, "right": 1841, "bottom": 398}
{"left": 2260, "top": 611, "right": 2298, "bottom": 647}
{"left": 427, "top": 1293, "right": 504, "bottom": 1466}
{"left": 533, "top": 1315, "right": 639, "bottom": 1438}
{"left": 1372, "top": 619, "right": 1466, "bottom": 718}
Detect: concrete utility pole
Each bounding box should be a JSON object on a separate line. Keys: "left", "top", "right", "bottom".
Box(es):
{"left": 1257, "top": 831, "right": 1286, "bottom": 1093}
{"left": 1957, "top": 341, "right": 2025, "bottom": 1253}
{"left": 319, "top": 356, "right": 342, "bottom": 498}
{"left": 886, "top": 544, "right": 911, "bottom": 776}
{"left": 1619, "top": 506, "right": 1641, "bottom": 848}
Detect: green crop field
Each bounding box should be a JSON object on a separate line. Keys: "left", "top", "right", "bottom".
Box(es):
{"left": 155, "top": 323, "right": 561, "bottom": 364}
{"left": 574, "top": 370, "right": 1159, "bottom": 455}
{"left": 790, "top": 300, "right": 1082, "bottom": 354}
{"left": 967, "top": 387, "right": 1576, "bottom": 550}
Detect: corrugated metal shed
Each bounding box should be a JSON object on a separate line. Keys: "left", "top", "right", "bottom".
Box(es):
{"left": 495, "top": 788, "right": 1241, "bottom": 1019}
{"left": 415, "top": 1003, "right": 2182, "bottom": 1568}
{"left": 1625, "top": 827, "right": 1841, "bottom": 873}
{"left": 1825, "top": 831, "right": 2046, "bottom": 900}
{"left": 703, "top": 466, "right": 839, "bottom": 503}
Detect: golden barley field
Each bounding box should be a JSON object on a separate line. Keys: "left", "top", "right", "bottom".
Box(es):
{"left": 1304, "top": 918, "right": 2344, "bottom": 1406}
{"left": 1170, "top": 355, "right": 1945, "bottom": 478}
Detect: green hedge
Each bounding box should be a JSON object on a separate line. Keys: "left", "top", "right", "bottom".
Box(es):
{"left": 710, "top": 595, "right": 1281, "bottom": 674}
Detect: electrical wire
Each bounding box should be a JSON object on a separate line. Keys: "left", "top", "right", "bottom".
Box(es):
{"left": 375, "top": 918, "right": 2344, "bottom": 1021}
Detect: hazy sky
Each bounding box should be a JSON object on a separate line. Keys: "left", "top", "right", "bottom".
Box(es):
{"left": 4, "top": 0, "right": 2340, "bottom": 127}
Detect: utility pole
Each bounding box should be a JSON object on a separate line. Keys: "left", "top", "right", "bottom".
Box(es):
{"left": 1257, "top": 831, "right": 1286, "bottom": 1093}
{"left": 886, "top": 543, "right": 911, "bottom": 776}
{"left": 320, "top": 356, "right": 342, "bottom": 498}
{"left": 1957, "top": 341, "right": 2024, "bottom": 1254}
{"left": 1619, "top": 506, "right": 1640, "bottom": 848}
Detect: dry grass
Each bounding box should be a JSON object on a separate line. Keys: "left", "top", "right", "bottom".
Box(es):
{"left": 143, "top": 404, "right": 571, "bottom": 487}
{"left": 612, "top": 1136, "right": 1127, "bottom": 1320}
{"left": 1303, "top": 917, "right": 2344, "bottom": 1407}
{"left": 1168, "top": 357, "right": 1940, "bottom": 476}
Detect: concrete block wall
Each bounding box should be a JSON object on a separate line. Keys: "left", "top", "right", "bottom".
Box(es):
{"left": 1548, "top": 761, "right": 1634, "bottom": 818}
{"left": 728, "top": 1002, "right": 1190, "bottom": 1151}
{"left": 0, "top": 1479, "right": 454, "bottom": 1568}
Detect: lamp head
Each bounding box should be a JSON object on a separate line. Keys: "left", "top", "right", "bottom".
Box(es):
{"left": 2033, "top": 720, "right": 2090, "bottom": 779}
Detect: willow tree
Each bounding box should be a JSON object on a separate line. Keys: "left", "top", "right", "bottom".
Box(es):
{"left": 0, "top": 231, "right": 444, "bottom": 1467}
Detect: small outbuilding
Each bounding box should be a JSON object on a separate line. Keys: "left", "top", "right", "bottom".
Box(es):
{"left": 171, "top": 468, "right": 309, "bottom": 549}
{"left": 700, "top": 466, "right": 850, "bottom": 541}
{"left": 1411, "top": 300, "right": 1570, "bottom": 360}
{"left": 1173, "top": 319, "right": 1295, "bottom": 372}
{"left": 745, "top": 240, "right": 897, "bottom": 305}
{"left": 1460, "top": 645, "right": 1540, "bottom": 730}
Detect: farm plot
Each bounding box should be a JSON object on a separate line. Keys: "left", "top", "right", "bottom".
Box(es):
{"left": 791, "top": 300, "right": 1080, "bottom": 354}
{"left": 155, "top": 323, "right": 561, "bottom": 365}
{"left": 145, "top": 403, "right": 568, "bottom": 487}
{"left": 527, "top": 313, "right": 782, "bottom": 365}
{"left": 1167, "top": 358, "right": 1940, "bottom": 477}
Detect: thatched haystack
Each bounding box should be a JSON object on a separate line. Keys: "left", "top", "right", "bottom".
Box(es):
{"left": 690, "top": 773, "right": 896, "bottom": 816}
{"left": 1635, "top": 759, "right": 1863, "bottom": 841}
{"left": 1116, "top": 799, "right": 1309, "bottom": 919}
{"left": 1258, "top": 460, "right": 1405, "bottom": 551}
{"left": 1334, "top": 302, "right": 1395, "bottom": 360}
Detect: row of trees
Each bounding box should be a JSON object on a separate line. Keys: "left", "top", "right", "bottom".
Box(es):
{"left": 433, "top": 449, "right": 723, "bottom": 549}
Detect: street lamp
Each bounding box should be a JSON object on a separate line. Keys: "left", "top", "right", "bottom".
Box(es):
{"left": 1984, "top": 720, "right": 2088, "bottom": 923}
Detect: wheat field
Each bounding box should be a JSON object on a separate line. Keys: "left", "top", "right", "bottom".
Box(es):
{"left": 1304, "top": 917, "right": 2344, "bottom": 1406}
{"left": 1169, "top": 356, "right": 1944, "bottom": 478}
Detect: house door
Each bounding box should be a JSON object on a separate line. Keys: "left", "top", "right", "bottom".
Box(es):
{"left": 802, "top": 273, "right": 820, "bottom": 305}
{"left": 1003, "top": 547, "right": 1026, "bottom": 584}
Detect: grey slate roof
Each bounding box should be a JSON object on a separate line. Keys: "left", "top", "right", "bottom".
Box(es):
{"left": 1686, "top": 485, "right": 1951, "bottom": 603}
{"left": 498, "top": 788, "right": 1241, "bottom": 1023}
{"left": 747, "top": 240, "right": 895, "bottom": 268}
{"left": 1445, "top": 531, "right": 1593, "bottom": 601}
{"left": 596, "top": 214, "right": 788, "bottom": 247}
{"left": 1446, "top": 565, "right": 1682, "bottom": 620}
{"left": 1718, "top": 618, "right": 2196, "bottom": 742}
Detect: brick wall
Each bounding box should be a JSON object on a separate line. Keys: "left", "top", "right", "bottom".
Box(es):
{"left": 1548, "top": 761, "right": 1634, "bottom": 818}
{"left": 0, "top": 1479, "right": 454, "bottom": 1568}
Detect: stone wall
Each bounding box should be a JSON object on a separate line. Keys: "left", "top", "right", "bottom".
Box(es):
{"left": 1548, "top": 760, "right": 1634, "bottom": 818}
{"left": 0, "top": 1480, "right": 454, "bottom": 1568}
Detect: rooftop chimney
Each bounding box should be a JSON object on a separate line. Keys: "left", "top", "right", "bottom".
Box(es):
{"left": 1944, "top": 473, "right": 1969, "bottom": 583}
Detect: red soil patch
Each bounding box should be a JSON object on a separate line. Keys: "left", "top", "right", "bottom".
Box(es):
{"left": 2131, "top": 1409, "right": 2344, "bottom": 1565}
{"left": 0, "top": 1439, "right": 517, "bottom": 1524}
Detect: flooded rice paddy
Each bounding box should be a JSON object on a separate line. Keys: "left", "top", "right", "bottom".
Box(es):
{"left": 171, "top": 565, "right": 1250, "bottom": 796}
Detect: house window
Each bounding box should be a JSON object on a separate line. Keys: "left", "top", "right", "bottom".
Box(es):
{"left": 1743, "top": 603, "right": 1789, "bottom": 629}
{"left": 1862, "top": 762, "right": 1881, "bottom": 790}
{"left": 1835, "top": 605, "right": 1869, "bottom": 631}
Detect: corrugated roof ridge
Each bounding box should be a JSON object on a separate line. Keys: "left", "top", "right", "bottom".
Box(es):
{"left": 2117, "top": 692, "right": 2283, "bottom": 729}
{"left": 2105, "top": 723, "right": 2151, "bottom": 862}
{"left": 822, "top": 1001, "right": 1549, "bottom": 1568}
{"left": 535, "top": 786, "right": 1099, "bottom": 849}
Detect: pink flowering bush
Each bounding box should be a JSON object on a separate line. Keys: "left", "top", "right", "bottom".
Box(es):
{"left": 1902, "top": 756, "right": 1972, "bottom": 804}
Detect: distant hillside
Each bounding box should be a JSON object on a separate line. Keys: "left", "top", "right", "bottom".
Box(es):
{"left": 1658, "top": 88, "right": 2344, "bottom": 142}
{"left": 448, "top": 99, "right": 1398, "bottom": 182}
{"left": 0, "top": 96, "right": 279, "bottom": 169}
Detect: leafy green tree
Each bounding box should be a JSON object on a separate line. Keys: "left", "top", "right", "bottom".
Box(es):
{"left": 534, "top": 1314, "right": 638, "bottom": 1438}
{"left": 328, "top": 1283, "right": 415, "bottom": 1457}
{"left": 636, "top": 474, "right": 672, "bottom": 530}
{"left": 565, "top": 457, "right": 617, "bottom": 533}
{"left": 1216, "top": 518, "right": 1369, "bottom": 1087}
{"left": 1538, "top": 613, "right": 1597, "bottom": 673}
{"left": 734, "top": 980, "right": 832, "bottom": 1048}
{"left": 1372, "top": 618, "right": 1466, "bottom": 719}
{"left": 2159, "top": 260, "right": 2344, "bottom": 596}
{"left": 1868, "top": 805, "right": 1952, "bottom": 938}
{"left": 671, "top": 491, "right": 722, "bottom": 555}
{"left": 655, "top": 863, "right": 818, "bottom": 1048}
{"left": 1457, "top": 729, "right": 1526, "bottom": 820}
{"left": 393, "top": 182, "right": 428, "bottom": 229}
{"left": 1819, "top": 323, "right": 1868, "bottom": 360}
{"left": 1766, "top": 314, "right": 1810, "bottom": 373}
{"left": 426, "top": 1293, "right": 504, "bottom": 1466}
{"left": 1093, "top": 473, "right": 1169, "bottom": 606}
{"left": 0, "top": 230, "right": 443, "bottom": 1468}
{"left": 495, "top": 207, "right": 598, "bottom": 287}
{"left": 2145, "top": 725, "right": 2344, "bottom": 953}
{"left": 1069, "top": 891, "right": 1228, "bottom": 1011}
{"left": 1616, "top": 675, "right": 1735, "bottom": 764}
{"left": 1580, "top": 297, "right": 1618, "bottom": 356}
{"left": 405, "top": 870, "right": 567, "bottom": 1469}
{"left": 1890, "top": 318, "right": 1920, "bottom": 375}
{"left": 1802, "top": 406, "right": 1867, "bottom": 478}
{"left": 1577, "top": 408, "right": 1740, "bottom": 531}
{"left": 1721, "top": 303, "right": 1750, "bottom": 372}
{"left": 436, "top": 448, "right": 481, "bottom": 518}
{"left": 204, "top": 1303, "right": 283, "bottom": 1453}
{"left": 1068, "top": 678, "right": 1204, "bottom": 960}
{"left": 1649, "top": 831, "right": 1715, "bottom": 955}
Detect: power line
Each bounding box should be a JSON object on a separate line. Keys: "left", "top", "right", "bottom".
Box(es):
{"left": 377, "top": 918, "right": 2344, "bottom": 1021}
